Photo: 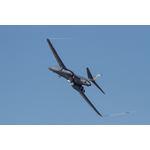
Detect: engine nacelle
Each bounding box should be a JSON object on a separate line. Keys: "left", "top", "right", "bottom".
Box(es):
{"left": 71, "top": 83, "right": 80, "bottom": 91}
{"left": 71, "top": 83, "right": 85, "bottom": 93}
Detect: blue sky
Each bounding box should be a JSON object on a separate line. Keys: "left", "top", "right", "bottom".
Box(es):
{"left": 0, "top": 25, "right": 150, "bottom": 125}
{"left": 1, "top": 1, "right": 150, "bottom": 149}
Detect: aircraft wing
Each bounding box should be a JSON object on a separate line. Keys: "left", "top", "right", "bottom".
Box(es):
{"left": 92, "top": 80, "right": 105, "bottom": 94}
{"left": 78, "top": 91, "right": 102, "bottom": 116}
{"left": 47, "top": 39, "right": 67, "bottom": 69}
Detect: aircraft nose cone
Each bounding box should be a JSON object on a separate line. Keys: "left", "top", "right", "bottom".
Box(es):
{"left": 48, "top": 67, "right": 51, "bottom": 70}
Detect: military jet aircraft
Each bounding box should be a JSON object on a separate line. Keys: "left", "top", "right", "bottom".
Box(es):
{"left": 47, "top": 39, "right": 105, "bottom": 116}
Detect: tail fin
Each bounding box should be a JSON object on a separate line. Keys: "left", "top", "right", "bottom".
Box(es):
{"left": 87, "top": 67, "right": 94, "bottom": 80}
{"left": 86, "top": 68, "right": 105, "bottom": 94}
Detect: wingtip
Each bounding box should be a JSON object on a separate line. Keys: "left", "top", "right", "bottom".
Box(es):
{"left": 98, "top": 113, "right": 103, "bottom": 117}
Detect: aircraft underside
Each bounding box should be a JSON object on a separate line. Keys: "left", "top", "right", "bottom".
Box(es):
{"left": 46, "top": 38, "right": 136, "bottom": 118}
{"left": 47, "top": 39, "right": 104, "bottom": 116}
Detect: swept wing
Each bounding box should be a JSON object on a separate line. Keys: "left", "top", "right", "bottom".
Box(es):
{"left": 78, "top": 91, "right": 102, "bottom": 116}
{"left": 47, "top": 39, "right": 67, "bottom": 69}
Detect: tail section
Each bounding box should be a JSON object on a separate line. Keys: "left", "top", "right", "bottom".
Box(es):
{"left": 86, "top": 68, "right": 105, "bottom": 94}
{"left": 93, "top": 74, "right": 102, "bottom": 80}
{"left": 87, "top": 67, "right": 94, "bottom": 81}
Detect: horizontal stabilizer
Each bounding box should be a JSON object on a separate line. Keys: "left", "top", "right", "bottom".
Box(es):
{"left": 86, "top": 67, "right": 105, "bottom": 94}
{"left": 93, "top": 74, "right": 102, "bottom": 80}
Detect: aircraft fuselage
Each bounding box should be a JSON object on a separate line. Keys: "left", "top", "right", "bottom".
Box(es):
{"left": 47, "top": 39, "right": 104, "bottom": 116}
{"left": 48, "top": 66, "right": 91, "bottom": 87}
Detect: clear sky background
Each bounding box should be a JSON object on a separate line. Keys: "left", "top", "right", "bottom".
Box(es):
{"left": 0, "top": 25, "right": 150, "bottom": 125}
{"left": 1, "top": 1, "right": 150, "bottom": 149}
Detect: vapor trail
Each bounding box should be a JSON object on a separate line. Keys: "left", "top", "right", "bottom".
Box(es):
{"left": 102, "top": 111, "right": 137, "bottom": 117}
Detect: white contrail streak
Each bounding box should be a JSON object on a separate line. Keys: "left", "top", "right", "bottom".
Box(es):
{"left": 102, "top": 111, "right": 137, "bottom": 117}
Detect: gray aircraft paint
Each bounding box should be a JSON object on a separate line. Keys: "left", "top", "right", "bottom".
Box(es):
{"left": 47, "top": 39, "right": 104, "bottom": 116}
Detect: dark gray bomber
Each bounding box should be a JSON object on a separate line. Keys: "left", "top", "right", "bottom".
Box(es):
{"left": 47, "top": 39, "right": 105, "bottom": 116}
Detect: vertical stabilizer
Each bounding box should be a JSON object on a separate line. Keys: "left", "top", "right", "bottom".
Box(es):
{"left": 87, "top": 67, "right": 93, "bottom": 80}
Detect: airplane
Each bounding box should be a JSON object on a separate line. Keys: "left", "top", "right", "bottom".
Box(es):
{"left": 47, "top": 39, "right": 105, "bottom": 117}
